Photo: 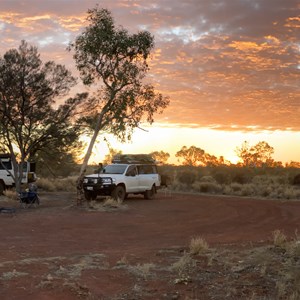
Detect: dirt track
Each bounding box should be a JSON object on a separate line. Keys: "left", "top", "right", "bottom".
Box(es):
{"left": 0, "top": 192, "right": 300, "bottom": 299}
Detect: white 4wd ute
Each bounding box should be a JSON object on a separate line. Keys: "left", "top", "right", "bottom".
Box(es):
{"left": 83, "top": 154, "right": 161, "bottom": 201}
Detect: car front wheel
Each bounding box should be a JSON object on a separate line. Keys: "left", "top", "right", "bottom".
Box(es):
{"left": 112, "top": 185, "right": 126, "bottom": 202}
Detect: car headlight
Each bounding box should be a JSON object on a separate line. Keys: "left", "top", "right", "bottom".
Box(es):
{"left": 102, "top": 178, "right": 112, "bottom": 184}
{"left": 83, "top": 178, "right": 88, "bottom": 184}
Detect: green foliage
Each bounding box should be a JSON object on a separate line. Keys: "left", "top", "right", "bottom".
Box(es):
{"left": 69, "top": 6, "right": 169, "bottom": 142}
{"left": 0, "top": 41, "right": 86, "bottom": 189}
{"left": 69, "top": 6, "right": 169, "bottom": 188}
{"left": 35, "top": 149, "right": 82, "bottom": 178}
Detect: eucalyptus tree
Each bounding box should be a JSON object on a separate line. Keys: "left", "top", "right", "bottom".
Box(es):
{"left": 176, "top": 146, "right": 227, "bottom": 167}
{"left": 0, "top": 41, "right": 86, "bottom": 192}
{"left": 175, "top": 146, "right": 206, "bottom": 166}
{"left": 150, "top": 151, "right": 170, "bottom": 164}
{"left": 235, "top": 141, "right": 275, "bottom": 167}
{"left": 69, "top": 7, "right": 169, "bottom": 203}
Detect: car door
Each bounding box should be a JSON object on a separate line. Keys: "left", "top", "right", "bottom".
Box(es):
{"left": 124, "top": 165, "right": 140, "bottom": 192}
{"left": 137, "top": 165, "right": 157, "bottom": 191}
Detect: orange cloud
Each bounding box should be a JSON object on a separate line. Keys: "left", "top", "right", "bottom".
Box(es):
{"left": 0, "top": 0, "right": 299, "bottom": 132}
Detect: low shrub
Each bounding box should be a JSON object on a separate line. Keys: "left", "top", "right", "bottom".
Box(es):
{"left": 222, "top": 185, "right": 232, "bottom": 195}
{"left": 282, "top": 186, "right": 300, "bottom": 200}
{"left": 240, "top": 183, "right": 255, "bottom": 197}
{"left": 293, "top": 174, "right": 300, "bottom": 185}
{"left": 171, "top": 181, "right": 190, "bottom": 192}
{"left": 252, "top": 175, "right": 288, "bottom": 186}
{"left": 192, "top": 181, "right": 222, "bottom": 194}
{"left": 36, "top": 177, "right": 76, "bottom": 192}
{"left": 160, "top": 174, "right": 172, "bottom": 187}
{"left": 213, "top": 171, "right": 231, "bottom": 184}
{"left": 176, "top": 171, "right": 197, "bottom": 186}
{"left": 171, "top": 252, "right": 196, "bottom": 276}
{"left": 34, "top": 166, "right": 300, "bottom": 201}
{"left": 230, "top": 182, "right": 243, "bottom": 192}
{"left": 231, "top": 168, "right": 254, "bottom": 184}
{"left": 199, "top": 175, "right": 216, "bottom": 183}
{"left": 36, "top": 178, "right": 56, "bottom": 192}
{"left": 55, "top": 177, "right": 77, "bottom": 192}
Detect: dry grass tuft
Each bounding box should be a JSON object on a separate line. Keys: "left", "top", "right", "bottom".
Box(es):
{"left": 103, "top": 197, "right": 123, "bottom": 208}
{"left": 88, "top": 200, "right": 103, "bottom": 210}
{"left": 129, "top": 263, "right": 155, "bottom": 279}
{"left": 3, "top": 189, "right": 17, "bottom": 201}
{"left": 3, "top": 190, "right": 17, "bottom": 200}
{"left": 172, "top": 252, "right": 196, "bottom": 275}
{"left": 287, "top": 230, "right": 300, "bottom": 257}
{"left": 189, "top": 236, "right": 209, "bottom": 255}
{"left": 36, "top": 178, "right": 56, "bottom": 191}
{"left": 36, "top": 176, "right": 76, "bottom": 192}
{"left": 116, "top": 256, "right": 129, "bottom": 266}
{"left": 272, "top": 229, "right": 287, "bottom": 248}
{"left": 1, "top": 269, "right": 28, "bottom": 280}
{"left": 87, "top": 197, "right": 127, "bottom": 212}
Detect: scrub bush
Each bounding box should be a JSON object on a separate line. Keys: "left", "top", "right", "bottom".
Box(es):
{"left": 293, "top": 174, "right": 300, "bottom": 185}
{"left": 176, "top": 170, "right": 197, "bottom": 186}
{"left": 213, "top": 171, "right": 231, "bottom": 184}
{"left": 192, "top": 181, "right": 222, "bottom": 194}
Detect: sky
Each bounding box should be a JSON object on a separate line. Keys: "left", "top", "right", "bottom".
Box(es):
{"left": 0, "top": 0, "right": 299, "bottom": 164}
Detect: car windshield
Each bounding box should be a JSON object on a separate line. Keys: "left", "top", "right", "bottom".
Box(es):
{"left": 102, "top": 164, "right": 127, "bottom": 174}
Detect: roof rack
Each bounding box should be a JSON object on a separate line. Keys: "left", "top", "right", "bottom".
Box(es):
{"left": 112, "top": 154, "right": 156, "bottom": 164}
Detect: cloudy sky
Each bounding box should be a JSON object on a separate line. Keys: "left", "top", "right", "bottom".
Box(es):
{"left": 0, "top": 0, "right": 299, "bottom": 163}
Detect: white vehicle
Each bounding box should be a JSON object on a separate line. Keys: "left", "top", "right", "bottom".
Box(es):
{"left": 0, "top": 154, "right": 36, "bottom": 193}
{"left": 83, "top": 154, "right": 161, "bottom": 201}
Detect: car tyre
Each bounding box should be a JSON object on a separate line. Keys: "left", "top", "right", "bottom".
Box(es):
{"left": 144, "top": 185, "right": 155, "bottom": 200}
{"left": 112, "top": 185, "right": 126, "bottom": 202}
{"left": 84, "top": 191, "right": 93, "bottom": 201}
{"left": 0, "top": 180, "right": 5, "bottom": 195}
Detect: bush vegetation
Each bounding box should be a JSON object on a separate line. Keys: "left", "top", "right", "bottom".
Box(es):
{"left": 29, "top": 164, "right": 300, "bottom": 200}
{"left": 158, "top": 165, "right": 300, "bottom": 200}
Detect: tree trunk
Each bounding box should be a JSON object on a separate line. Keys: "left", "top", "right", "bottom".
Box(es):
{"left": 11, "top": 156, "right": 22, "bottom": 193}
{"left": 76, "top": 112, "right": 104, "bottom": 205}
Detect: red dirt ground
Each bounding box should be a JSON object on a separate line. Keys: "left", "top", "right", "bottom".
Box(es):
{"left": 0, "top": 191, "right": 300, "bottom": 299}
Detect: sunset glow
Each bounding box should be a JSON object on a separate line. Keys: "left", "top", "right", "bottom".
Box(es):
{"left": 0, "top": 0, "right": 299, "bottom": 165}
